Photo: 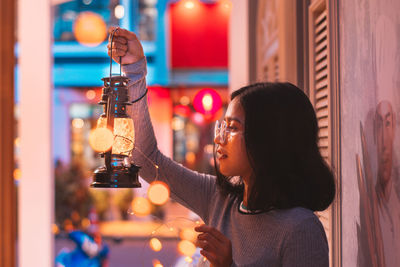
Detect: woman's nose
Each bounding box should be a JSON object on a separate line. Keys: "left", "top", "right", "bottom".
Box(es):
{"left": 214, "top": 133, "right": 224, "bottom": 145}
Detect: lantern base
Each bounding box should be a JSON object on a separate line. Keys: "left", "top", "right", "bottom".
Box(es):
{"left": 91, "top": 164, "right": 141, "bottom": 188}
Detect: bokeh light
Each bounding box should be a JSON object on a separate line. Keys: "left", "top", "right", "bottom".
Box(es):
{"left": 178, "top": 240, "right": 196, "bottom": 257}
{"left": 114, "top": 5, "right": 125, "bottom": 19}
{"left": 185, "top": 152, "right": 196, "bottom": 165}
{"left": 73, "top": 11, "right": 107, "bottom": 47}
{"left": 72, "top": 118, "right": 84, "bottom": 129}
{"left": 81, "top": 218, "right": 91, "bottom": 229}
{"left": 183, "top": 0, "right": 195, "bottom": 9}
{"left": 13, "top": 168, "right": 21, "bottom": 181}
{"left": 131, "top": 197, "right": 152, "bottom": 217}
{"left": 149, "top": 237, "right": 163, "bottom": 252}
{"left": 86, "top": 89, "right": 96, "bottom": 100}
{"left": 52, "top": 224, "right": 60, "bottom": 235}
{"left": 179, "top": 96, "right": 190, "bottom": 105}
{"left": 180, "top": 227, "right": 198, "bottom": 243}
{"left": 202, "top": 94, "right": 213, "bottom": 111}
{"left": 88, "top": 127, "right": 114, "bottom": 152}
{"left": 148, "top": 181, "right": 170, "bottom": 206}
{"left": 171, "top": 117, "right": 185, "bottom": 131}
{"left": 152, "top": 259, "right": 163, "bottom": 267}
{"left": 193, "top": 88, "right": 222, "bottom": 117}
{"left": 14, "top": 137, "right": 20, "bottom": 147}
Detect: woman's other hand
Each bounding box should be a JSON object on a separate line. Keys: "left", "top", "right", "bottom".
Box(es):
{"left": 195, "top": 224, "right": 233, "bottom": 267}
{"left": 107, "top": 27, "right": 144, "bottom": 65}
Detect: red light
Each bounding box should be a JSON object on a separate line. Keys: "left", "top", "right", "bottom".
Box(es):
{"left": 174, "top": 104, "right": 192, "bottom": 118}
{"left": 193, "top": 88, "right": 222, "bottom": 117}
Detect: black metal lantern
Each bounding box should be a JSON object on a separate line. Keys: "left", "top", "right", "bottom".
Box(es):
{"left": 91, "top": 29, "right": 141, "bottom": 188}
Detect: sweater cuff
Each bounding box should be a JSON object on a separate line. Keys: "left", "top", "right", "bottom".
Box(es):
{"left": 121, "top": 57, "right": 147, "bottom": 84}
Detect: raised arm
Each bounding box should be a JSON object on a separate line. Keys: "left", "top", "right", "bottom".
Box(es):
{"left": 107, "top": 27, "right": 216, "bottom": 221}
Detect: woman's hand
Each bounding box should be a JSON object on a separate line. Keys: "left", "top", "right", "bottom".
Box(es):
{"left": 195, "top": 224, "right": 233, "bottom": 267}
{"left": 107, "top": 27, "right": 144, "bottom": 65}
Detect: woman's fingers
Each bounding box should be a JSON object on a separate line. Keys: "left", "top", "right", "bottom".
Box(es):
{"left": 195, "top": 224, "right": 227, "bottom": 242}
{"left": 107, "top": 27, "right": 144, "bottom": 65}
{"left": 199, "top": 249, "right": 218, "bottom": 264}
{"left": 195, "top": 224, "right": 233, "bottom": 267}
{"left": 107, "top": 42, "right": 128, "bottom": 52}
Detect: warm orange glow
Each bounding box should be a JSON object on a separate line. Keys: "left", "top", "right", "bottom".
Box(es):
{"left": 86, "top": 90, "right": 96, "bottom": 100}
{"left": 81, "top": 218, "right": 91, "bottom": 229}
{"left": 178, "top": 240, "right": 196, "bottom": 257}
{"left": 202, "top": 93, "right": 213, "bottom": 111}
{"left": 148, "top": 181, "right": 170, "bottom": 205}
{"left": 149, "top": 237, "right": 163, "bottom": 252}
{"left": 13, "top": 168, "right": 21, "bottom": 181}
{"left": 185, "top": 256, "right": 193, "bottom": 263}
{"left": 183, "top": 0, "right": 196, "bottom": 9}
{"left": 14, "top": 137, "right": 20, "bottom": 147}
{"left": 180, "top": 228, "right": 198, "bottom": 243}
{"left": 152, "top": 259, "right": 163, "bottom": 267}
{"left": 112, "top": 118, "right": 135, "bottom": 155}
{"left": 93, "top": 116, "right": 135, "bottom": 155}
{"left": 72, "top": 118, "right": 84, "bottom": 129}
{"left": 185, "top": 152, "right": 196, "bottom": 165}
{"left": 88, "top": 127, "right": 114, "bottom": 152}
{"left": 131, "top": 197, "right": 152, "bottom": 217}
{"left": 73, "top": 11, "right": 107, "bottom": 47}
{"left": 219, "top": 0, "right": 232, "bottom": 10}
{"left": 52, "top": 224, "right": 60, "bottom": 235}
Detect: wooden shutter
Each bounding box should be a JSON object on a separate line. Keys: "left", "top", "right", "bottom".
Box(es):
{"left": 308, "top": 0, "right": 332, "bottom": 264}
{"left": 0, "top": 0, "right": 16, "bottom": 266}
{"left": 256, "top": 0, "right": 279, "bottom": 82}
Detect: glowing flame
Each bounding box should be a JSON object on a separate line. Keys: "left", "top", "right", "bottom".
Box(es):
{"left": 93, "top": 116, "right": 135, "bottom": 155}
{"left": 148, "top": 181, "right": 170, "bottom": 205}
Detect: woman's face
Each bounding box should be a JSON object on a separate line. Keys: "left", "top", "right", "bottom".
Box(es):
{"left": 214, "top": 98, "right": 253, "bottom": 182}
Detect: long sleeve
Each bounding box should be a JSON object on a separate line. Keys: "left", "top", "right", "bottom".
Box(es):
{"left": 281, "top": 217, "right": 329, "bottom": 267}
{"left": 122, "top": 58, "right": 216, "bottom": 222}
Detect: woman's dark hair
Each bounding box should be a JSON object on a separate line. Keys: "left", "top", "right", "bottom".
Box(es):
{"left": 215, "top": 82, "right": 335, "bottom": 212}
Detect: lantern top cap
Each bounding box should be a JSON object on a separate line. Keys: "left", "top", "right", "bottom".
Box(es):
{"left": 101, "top": 75, "right": 130, "bottom": 82}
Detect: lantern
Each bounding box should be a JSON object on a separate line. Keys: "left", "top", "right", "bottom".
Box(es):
{"left": 90, "top": 28, "right": 141, "bottom": 188}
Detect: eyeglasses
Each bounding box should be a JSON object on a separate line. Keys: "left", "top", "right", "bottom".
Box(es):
{"left": 214, "top": 120, "right": 242, "bottom": 143}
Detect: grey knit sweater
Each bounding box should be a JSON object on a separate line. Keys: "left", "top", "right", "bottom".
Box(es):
{"left": 123, "top": 58, "right": 329, "bottom": 267}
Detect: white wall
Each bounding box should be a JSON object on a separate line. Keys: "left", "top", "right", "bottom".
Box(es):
{"left": 18, "top": 0, "right": 54, "bottom": 266}
{"left": 229, "top": 0, "right": 249, "bottom": 93}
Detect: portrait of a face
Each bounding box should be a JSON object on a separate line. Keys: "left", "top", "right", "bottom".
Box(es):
{"left": 375, "top": 101, "right": 396, "bottom": 185}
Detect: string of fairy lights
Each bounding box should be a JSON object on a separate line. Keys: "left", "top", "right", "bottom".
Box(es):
{"left": 129, "top": 147, "right": 207, "bottom": 266}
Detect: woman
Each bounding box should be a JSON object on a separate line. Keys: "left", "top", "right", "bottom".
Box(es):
{"left": 108, "top": 27, "right": 335, "bottom": 267}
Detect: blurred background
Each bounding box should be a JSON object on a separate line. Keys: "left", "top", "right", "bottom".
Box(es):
{"left": 3, "top": 0, "right": 399, "bottom": 266}
{"left": 14, "top": 0, "right": 231, "bottom": 266}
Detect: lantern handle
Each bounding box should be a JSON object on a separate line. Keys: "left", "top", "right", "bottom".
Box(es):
{"left": 109, "top": 27, "right": 122, "bottom": 78}
{"left": 109, "top": 27, "right": 148, "bottom": 104}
